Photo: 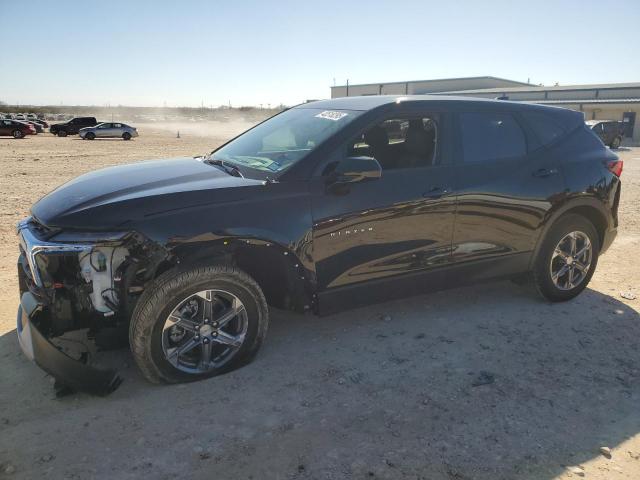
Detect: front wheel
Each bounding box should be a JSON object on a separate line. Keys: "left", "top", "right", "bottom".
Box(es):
{"left": 129, "top": 265, "right": 269, "bottom": 384}
{"left": 12, "top": 129, "right": 24, "bottom": 139}
{"left": 57, "top": 130, "right": 67, "bottom": 137}
{"left": 85, "top": 132, "right": 95, "bottom": 140}
{"left": 533, "top": 214, "right": 599, "bottom": 302}
{"left": 122, "top": 132, "right": 132, "bottom": 140}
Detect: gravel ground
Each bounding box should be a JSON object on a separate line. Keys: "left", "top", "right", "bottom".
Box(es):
{"left": 0, "top": 128, "right": 638, "bottom": 480}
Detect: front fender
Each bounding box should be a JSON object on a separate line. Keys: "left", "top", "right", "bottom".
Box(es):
{"left": 167, "top": 235, "right": 315, "bottom": 313}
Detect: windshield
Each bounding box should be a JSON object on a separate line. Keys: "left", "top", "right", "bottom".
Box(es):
{"left": 211, "top": 107, "right": 361, "bottom": 176}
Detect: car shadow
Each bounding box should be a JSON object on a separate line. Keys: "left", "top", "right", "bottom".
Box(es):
{"left": 71, "top": 138, "right": 133, "bottom": 142}
{"left": 1, "top": 281, "right": 639, "bottom": 479}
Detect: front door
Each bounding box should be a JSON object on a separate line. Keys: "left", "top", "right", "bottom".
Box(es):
{"left": 311, "top": 112, "right": 456, "bottom": 307}
{"left": 95, "top": 123, "right": 114, "bottom": 137}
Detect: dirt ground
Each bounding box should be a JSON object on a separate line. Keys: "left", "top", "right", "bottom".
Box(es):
{"left": 0, "top": 126, "right": 639, "bottom": 480}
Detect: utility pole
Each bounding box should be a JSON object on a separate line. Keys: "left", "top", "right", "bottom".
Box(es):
{"left": 346, "top": 79, "right": 349, "bottom": 97}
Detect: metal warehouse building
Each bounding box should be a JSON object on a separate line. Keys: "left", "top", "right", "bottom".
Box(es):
{"left": 331, "top": 77, "right": 640, "bottom": 143}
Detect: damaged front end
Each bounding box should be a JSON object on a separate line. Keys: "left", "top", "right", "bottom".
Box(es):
{"left": 16, "top": 217, "right": 167, "bottom": 395}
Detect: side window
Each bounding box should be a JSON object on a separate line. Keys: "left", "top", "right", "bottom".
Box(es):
{"left": 460, "top": 112, "right": 526, "bottom": 163}
{"left": 348, "top": 116, "right": 438, "bottom": 170}
{"left": 521, "top": 111, "right": 567, "bottom": 147}
{"left": 113, "top": 123, "right": 122, "bottom": 128}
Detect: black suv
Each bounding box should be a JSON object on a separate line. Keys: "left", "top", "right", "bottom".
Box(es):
{"left": 586, "top": 120, "right": 624, "bottom": 149}
{"left": 49, "top": 116, "right": 98, "bottom": 137}
{"left": 16, "top": 96, "right": 622, "bottom": 395}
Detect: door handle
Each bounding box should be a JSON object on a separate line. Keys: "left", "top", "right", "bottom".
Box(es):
{"left": 422, "top": 186, "right": 452, "bottom": 198}
{"left": 532, "top": 168, "right": 558, "bottom": 178}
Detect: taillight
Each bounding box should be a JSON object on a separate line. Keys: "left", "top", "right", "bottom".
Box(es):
{"left": 607, "top": 160, "right": 623, "bottom": 177}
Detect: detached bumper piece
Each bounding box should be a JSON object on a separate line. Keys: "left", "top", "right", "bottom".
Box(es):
{"left": 17, "top": 292, "right": 122, "bottom": 396}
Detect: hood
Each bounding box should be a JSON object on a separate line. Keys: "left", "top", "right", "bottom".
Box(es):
{"left": 32, "top": 157, "right": 265, "bottom": 229}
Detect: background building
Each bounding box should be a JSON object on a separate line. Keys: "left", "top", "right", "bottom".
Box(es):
{"left": 331, "top": 77, "right": 640, "bottom": 143}
{"left": 330, "top": 76, "right": 531, "bottom": 98}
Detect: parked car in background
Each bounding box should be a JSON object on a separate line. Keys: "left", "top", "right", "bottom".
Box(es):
{"left": 15, "top": 96, "right": 622, "bottom": 394}
{"left": 15, "top": 114, "right": 26, "bottom": 121}
{"left": 50, "top": 117, "right": 98, "bottom": 137}
{"left": 26, "top": 113, "right": 38, "bottom": 121}
{"left": 586, "top": 120, "right": 624, "bottom": 149}
{"left": 32, "top": 119, "right": 49, "bottom": 129}
{"left": 0, "top": 119, "right": 36, "bottom": 138}
{"left": 23, "top": 120, "right": 43, "bottom": 134}
{"left": 79, "top": 122, "right": 138, "bottom": 140}
{"left": 3, "top": 113, "right": 15, "bottom": 119}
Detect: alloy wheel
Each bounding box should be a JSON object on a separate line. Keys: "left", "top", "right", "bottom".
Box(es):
{"left": 161, "top": 289, "right": 248, "bottom": 374}
{"left": 549, "top": 231, "right": 592, "bottom": 291}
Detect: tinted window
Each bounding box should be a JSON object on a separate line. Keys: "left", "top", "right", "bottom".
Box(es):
{"left": 521, "top": 111, "right": 566, "bottom": 147}
{"left": 460, "top": 113, "right": 526, "bottom": 163}
{"left": 348, "top": 116, "right": 439, "bottom": 170}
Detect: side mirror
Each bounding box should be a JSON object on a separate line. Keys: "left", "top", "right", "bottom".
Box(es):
{"left": 328, "top": 157, "right": 382, "bottom": 187}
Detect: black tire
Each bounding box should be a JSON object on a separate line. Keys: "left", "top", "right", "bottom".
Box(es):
{"left": 610, "top": 136, "right": 621, "bottom": 149}
{"left": 57, "top": 130, "right": 67, "bottom": 137}
{"left": 12, "top": 129, "right": 24, "bottom": 139}
{"left": 85, "top": 132, "right": 95, "bottom": 140}
{"left": 129, "top": 264, "right": 269, "bottom": 384}
{"left": 122, "top": 132, "right": 132, "bottom": 140}
{"left": 533, "top": 214, "right": 600, "bottom": 302}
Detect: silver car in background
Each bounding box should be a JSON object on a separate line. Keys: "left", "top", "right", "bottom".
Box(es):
{"left": 79, "top": 122, "right": 139, "bottom": 140}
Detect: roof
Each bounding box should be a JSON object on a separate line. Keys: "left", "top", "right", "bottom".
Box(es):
{"left": 440, "top": 81, "right": 640, "bottom": 94}
{"left": 297, "top": 95, "right": 502, "bottom": 111}
{"left": 331, "top": 75, "right": 532, "bottom": 89}
{"left": 296, "top": 95, "right": 582, "bottom": 113}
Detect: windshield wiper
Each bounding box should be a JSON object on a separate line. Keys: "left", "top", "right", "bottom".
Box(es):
{"left": 204, "top": 157, "right": 243, "bottom": 178}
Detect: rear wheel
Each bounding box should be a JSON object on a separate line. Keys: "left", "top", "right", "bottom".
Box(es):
{"left": 129, "top": 264, "right": 269, "bottom": 384}
{"left": 122, "top": 132, "right": 132, "bottom": 140}
{"left": 85, "top": 132, "right": 95, "bottom": 140}
{"left": 611, "top": 136, "right": 621, "bottom": 149}
{"left": 533, "top": 214, "right": 599, "bottom": 302}
{"left": 57, "top": 130, "right": 67, "bottom": 137}
{"left": 12, "top": 129, "right": 24, "bottom": 139}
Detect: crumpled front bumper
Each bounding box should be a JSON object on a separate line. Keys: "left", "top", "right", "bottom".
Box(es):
{"left": 17, "top": 292, "right": 122, "bottom": 396}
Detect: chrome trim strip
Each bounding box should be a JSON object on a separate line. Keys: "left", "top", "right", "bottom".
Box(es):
{"left": 17, "top": 218, "right": 92, "bottom": 287}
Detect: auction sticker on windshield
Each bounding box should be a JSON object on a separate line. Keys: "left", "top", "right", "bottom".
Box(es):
{"left": 315, "top": 111, "right": 349, "bottom": 121}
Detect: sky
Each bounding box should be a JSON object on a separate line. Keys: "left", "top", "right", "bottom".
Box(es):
{"left": 1, "top": 0, "right": 639, "bottom": 108}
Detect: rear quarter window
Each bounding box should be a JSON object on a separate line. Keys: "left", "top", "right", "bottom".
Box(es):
{"left": 521, "top": 111, "right": 567, "bottom": 148}
{"left": 460, "top": 112, "right": 526, "bottom": 163}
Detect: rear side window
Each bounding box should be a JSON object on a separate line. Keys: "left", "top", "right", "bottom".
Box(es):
{"left": 460, "top": 112, "right": 526, "bottom": 163}
{"left": 521, "top": 111, "right": 567, "bottom": 147}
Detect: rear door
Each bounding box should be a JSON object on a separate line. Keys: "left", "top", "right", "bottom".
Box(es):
{"left": 451, "top": 110, "right": 566, "bottom": 272}
{"left": 112, "top": 123, "right": 124, "bottom": 137}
